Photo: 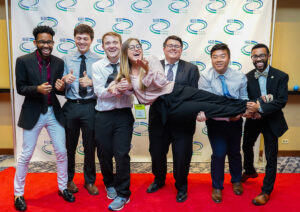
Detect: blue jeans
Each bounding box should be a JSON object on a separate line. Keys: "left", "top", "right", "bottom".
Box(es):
{"left": 14, "top": 107, "right": 67, "bottom": 196}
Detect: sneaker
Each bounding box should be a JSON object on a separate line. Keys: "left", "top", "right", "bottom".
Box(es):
{"left": 108, "top": 196, "right": 130, "bottom": 211}
{"left": 106, "top": 187, "right": 117, "bottom": 199}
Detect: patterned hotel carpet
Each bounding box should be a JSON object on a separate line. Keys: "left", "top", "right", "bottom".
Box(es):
{"left": 0, "top": 155, "right": 300, "bottom": 173}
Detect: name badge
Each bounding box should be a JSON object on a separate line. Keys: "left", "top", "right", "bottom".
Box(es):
{"left": 134, "top": 104, "right": 146, "bottom": 119}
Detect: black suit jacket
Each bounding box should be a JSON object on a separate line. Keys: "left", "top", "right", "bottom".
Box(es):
{"left": 16, "top": 51, "right": 65, "bottom": 130}
{"left": 246, "top": 66, "right": 288, "bottom": 137}
{"left": 149, "top": 59, "right": 200, "bottom": 134}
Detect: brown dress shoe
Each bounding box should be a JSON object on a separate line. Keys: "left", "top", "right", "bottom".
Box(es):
{"left": 84, "top": 184, "right": 99, "bottom": 195}
{"left": 232, "top": 182, "right": 243, "bottom": 195}
{"left": 67, "top": 181, "right": 78, "bottom": 193}
{"left": 241, "top": 172, "right": 258, "bottom": 182}
{"left": 212, "top": 188, "right": 222, "bottom": 203}
{"left": 252, "top": 193, "right": 269, "bottom": 206}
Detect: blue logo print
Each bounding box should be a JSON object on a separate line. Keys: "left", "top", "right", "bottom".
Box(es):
{"left": 93, "top": 0, "right": 114, "bottom": 12}
{"left": 19, "top": 37, "right": 36, "bottom": 53}
{"left": 42, "top": 140, "right": 53, "bottom": 155}
{"left": 133, "top": 122, "right": 148, "bottom": 136}
{"left": 224, "top": 19, "right": 244, "bottom": 35}
{"left": 182, "top": 41, "right": 189, "bottom": 51}
{"left": 205, "top": 40, "right": 223, "bottom": 55}
{"left": 205, "top": 0, "right": 226, "bottom": 14}
{"left": 243, "top": 0, "right": 263, "bottom": 14}
{"left": 56, "top": 0, "right": 77, "bottom": 12}
{"left": 193, "top": 141, "right": 204, "bottom": 155}
{"left": 93, "top": 39, "right": 104, "bottom": 55}
{"left": 202, "top": 126, "right": 207, "bottom": 135}
{"left": 187, "top": 19, "right": 207, "bottom": 35}
{"left": 76, "top": 141, "right": 84, "bottom": 155}
{"left": 57, "top": 38, "right": 76, "bottom": 54}
{"left": 131, "top": 0, "right": 152, "bottom": 13}
{"left": 241, "top": 40, "right": 258, "bottom": 56}
{"left": 230, "top": 61, "right": 242, "bottom": 71}
{"left": 168, "top": 0, "right": 189, "bottom": 13}
{"left": 38, "top": 17, "right": 58, "bottom": 28}
{"left": 141, "top": 40, "right": 152, "bottom": 51}
{"left": 112, "top": 18, "right": 133, "bottom": 34}
{"left": 18, "top": 0, "right": 39, "bottom": 11}
{"left": 149, "top": 19, "right": 170, "bottom": 35}
{"left": 190, "top": 61, "right": 206, "bottom": 72}
{"left": 76, "top": 17, "right": 96, "bottom": 28}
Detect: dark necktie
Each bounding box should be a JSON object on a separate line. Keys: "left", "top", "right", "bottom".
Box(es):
{"left": 167, "top": 64, "right": 174, "bottom": 81}
{"left": 105, "top": 63, "right": 119, "bottom": 88}
{"left": 41, "top": 60, "right": 48, "bottom": 114}
{"left": 219, "top": 75, "right": 232, "bottom": 98}
{"left": 79, "top": 55, "right": 87, "bottom": 97}
{"left": 254, "top": 71, "right": 268, "bottom": 79}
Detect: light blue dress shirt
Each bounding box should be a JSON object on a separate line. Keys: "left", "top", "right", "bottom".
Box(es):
{"left": 258, "top": 65, "right": 270, "bottom": 96}
{"left": 63, "top": 50, "right": 101, "bottom": 99}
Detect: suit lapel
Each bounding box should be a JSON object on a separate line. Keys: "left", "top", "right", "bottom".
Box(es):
{"left": 30, "top": 52, "right": 42, "bottom": 84}
{"left": 175, "top": 60, "right": 184, "bottom": 82}
{"left": 266, "top": 66, "right": 274, "bottom": 93}
{"left": 250, "top": 69, "right": 261, "bottom": 96}
{"left": 50, "top": 55, "right": 57, "bottom": 86}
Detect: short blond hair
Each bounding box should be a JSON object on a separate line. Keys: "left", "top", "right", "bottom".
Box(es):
{"left": 102, "top": 32, "right": 122, "bottom": 44}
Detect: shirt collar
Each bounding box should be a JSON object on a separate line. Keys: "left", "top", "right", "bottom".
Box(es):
{"left": 165, "top": 59, "right": 179, "bottom": 67}
{"left": 75, "top": 50, "right": 91, "bottom": 59}
{"left": 104, "top": 57, "right": 120, "bottom": 67}
{"left": 213, "top": 67, "right": 231, "bottom": 79}
{"left": 36, "top": 50, "right": 50, "bottom": 63}
{"left": 256, "top": 65, "right": 270, "bottom": 74}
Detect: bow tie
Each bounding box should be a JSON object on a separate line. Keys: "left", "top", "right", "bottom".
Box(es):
{"left": 254, "top": 71, "right": 268, "bottom": 79}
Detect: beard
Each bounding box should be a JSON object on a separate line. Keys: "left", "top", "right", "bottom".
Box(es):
{"left": 37, "top": 46, "right": 52, "bottom": 59}
{"left": 254, "top": 58, "right": 268, "bottom": 71}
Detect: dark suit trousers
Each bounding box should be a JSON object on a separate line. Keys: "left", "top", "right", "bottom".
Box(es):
{"left": 163, "top": 84, "right": 247, "bottom": 123}
{"left": 63, "top": 101, "right": 96, "bottom": 184}
{"left": 95, "top": 108, "right": 134, "bottom": 198}
{"left": 243, "top": 119, "right": 278, "bottom": 194}
{"left": 206, "top": 119, "right": 243, "bottom": 189}
{"left": 149, "top": 104, "right": 194, "bottom": 192}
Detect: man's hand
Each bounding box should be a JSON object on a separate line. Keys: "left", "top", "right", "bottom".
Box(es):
{"left": 196, "top": 111, "right": 207, "bottom": 122}
{"left": 79, "top": 71, "right": 92, "bottom": 87}
{"left": 55, "top": 78, "right": 65, "bottom": 91}
{"left": 246, "top": 101, "right": 260, "bottom": 113}
{"left": 116, "top": 78, "right": 132, "bottom": 92}
{"left": 229, "top": 114, "right": 242, "bottom": 122}
{"left": 64, "top": 69, "right": 76, "bottom": 84}
{"left": 37, "top": 82, "right": 52, "bottom": 95}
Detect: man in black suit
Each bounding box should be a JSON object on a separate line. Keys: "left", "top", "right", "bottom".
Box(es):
{"left": 14, "top": 26, "right": 75, "bottom": 211}
{"left": 147, "top": 35, "right": 200, "bottom": 202}
{"left": 242, "top": 43, "right": 288, "bottom": 206}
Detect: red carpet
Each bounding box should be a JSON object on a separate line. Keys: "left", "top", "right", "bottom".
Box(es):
{"left": 1, "top": 167, "right": 300, "bottom": 212}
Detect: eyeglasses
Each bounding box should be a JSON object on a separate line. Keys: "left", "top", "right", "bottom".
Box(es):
{"left": 128, "top": 44, "right": 142, "bottom": 51}
{"left": 37, "top": 40, "right": 54, "bottom": 45}
{"left": 251, "top": 54, "right": 267, "bottom": 60}
{"left": 165, "top": 44, "right": 182, "bottom": 49}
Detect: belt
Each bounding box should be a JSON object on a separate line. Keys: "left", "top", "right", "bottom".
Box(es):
{"left": 67, "top": 98, "right": 96, "bottom": 104}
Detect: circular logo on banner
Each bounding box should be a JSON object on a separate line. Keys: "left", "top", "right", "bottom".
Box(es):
{"left": 57, "top": 38, "right": 76, "bottom": 54}
{"left": 141, "top": 40, "right": 152, "bottom": 51}
{"left": 133, "top": 121, "right": 148, "bottom": 136}
{"left": 230, "top": 61, "right": 243, "bottom": 71}
{"left": 56, "top": 0, "right": 77, "bottom": 12}
{"left": 41, "top": 140, "right": 53, "bottom": 155}
{"left": 38, "top": 17, "right": 58, "bottom": 28}
{"left": 205, "top": 0, "right": 226, "bottom": 14}
{"left": 168, "top": 0, "right": 189, "bottom": 13}
{"left": 204, "top": 40, "right": 223, "bottom": 55}
{"left": 19, "top": 37, "right": 36, "bottom": 53}
{"left": 76, "top": 141, "right": 84, "bottom": 155}
{"left": 76, "top": 17, "right": 96, "bottom": 28}
{"left": 241, "top": 40, "right": 258, "bottom": 56}
{"left": 131, "top": 0, "right": 152, "bottom": 13}
{"left": 243, "top": 0, "right": 263, "bottom": 14}
{"left": 149, "top": 19, "right": 170, "bottom": 35}
{"left": 224, "top": 19, "right": 244, "bottom": 35}
{"left": 187, "top": 19, "right": 207, "bottom": 35}
{"left": 193, "top": 141, "right": 204, "bottom": 155}
{"left": 18, "top": 0, "right": 39, "bottom": 11}
{"left": 112, "top": 18, "right": 133, "bottom": 34}
{"left": 189, "top": 61, "right": 206, "bottom": 72}
{"left": 202, "top": 126, "right": 208, "bottom": 135}
{"left": 93, "top": 39, "right": 105, "bottom": 55}
{"left": 93, "top": 0, "right": 114, "bottom": 12}
{"left": 182, "top": 41, "right": 189, "bottom": 51}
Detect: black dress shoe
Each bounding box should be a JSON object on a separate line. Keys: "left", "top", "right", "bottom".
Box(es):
{"left": 58, "top": 189, "right": 75, "bottom": 202}
{"left": 146, "top": 182, "right": 165, "bottom": 193}
{"left": 176, "top": 191, "right": 188, "bottom": 203}
{"left": 14, "top": 196, "right": 27, "bottom": 211}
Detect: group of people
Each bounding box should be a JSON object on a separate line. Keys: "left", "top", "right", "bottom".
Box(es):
{"left": 13, "top": 24, "right": 288, "bottom": 211}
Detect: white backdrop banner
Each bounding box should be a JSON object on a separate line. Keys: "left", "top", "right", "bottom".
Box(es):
{"left": 11, "top": 0, "right": 272, "bottom": 162}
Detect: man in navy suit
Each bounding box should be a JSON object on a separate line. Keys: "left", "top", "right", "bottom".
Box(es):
{"left": 14, "top": 26, "right": 75, "bottom": 211}
{"left": 146, "top": 35, "right": 200, "bottom": 202}
{"left": 242, "top": 43, "right": 289, "bottom": 205}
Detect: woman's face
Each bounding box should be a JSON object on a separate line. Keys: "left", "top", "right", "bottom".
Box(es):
{"left": 127, "top": 39, "right": 143, "bottom": 63}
